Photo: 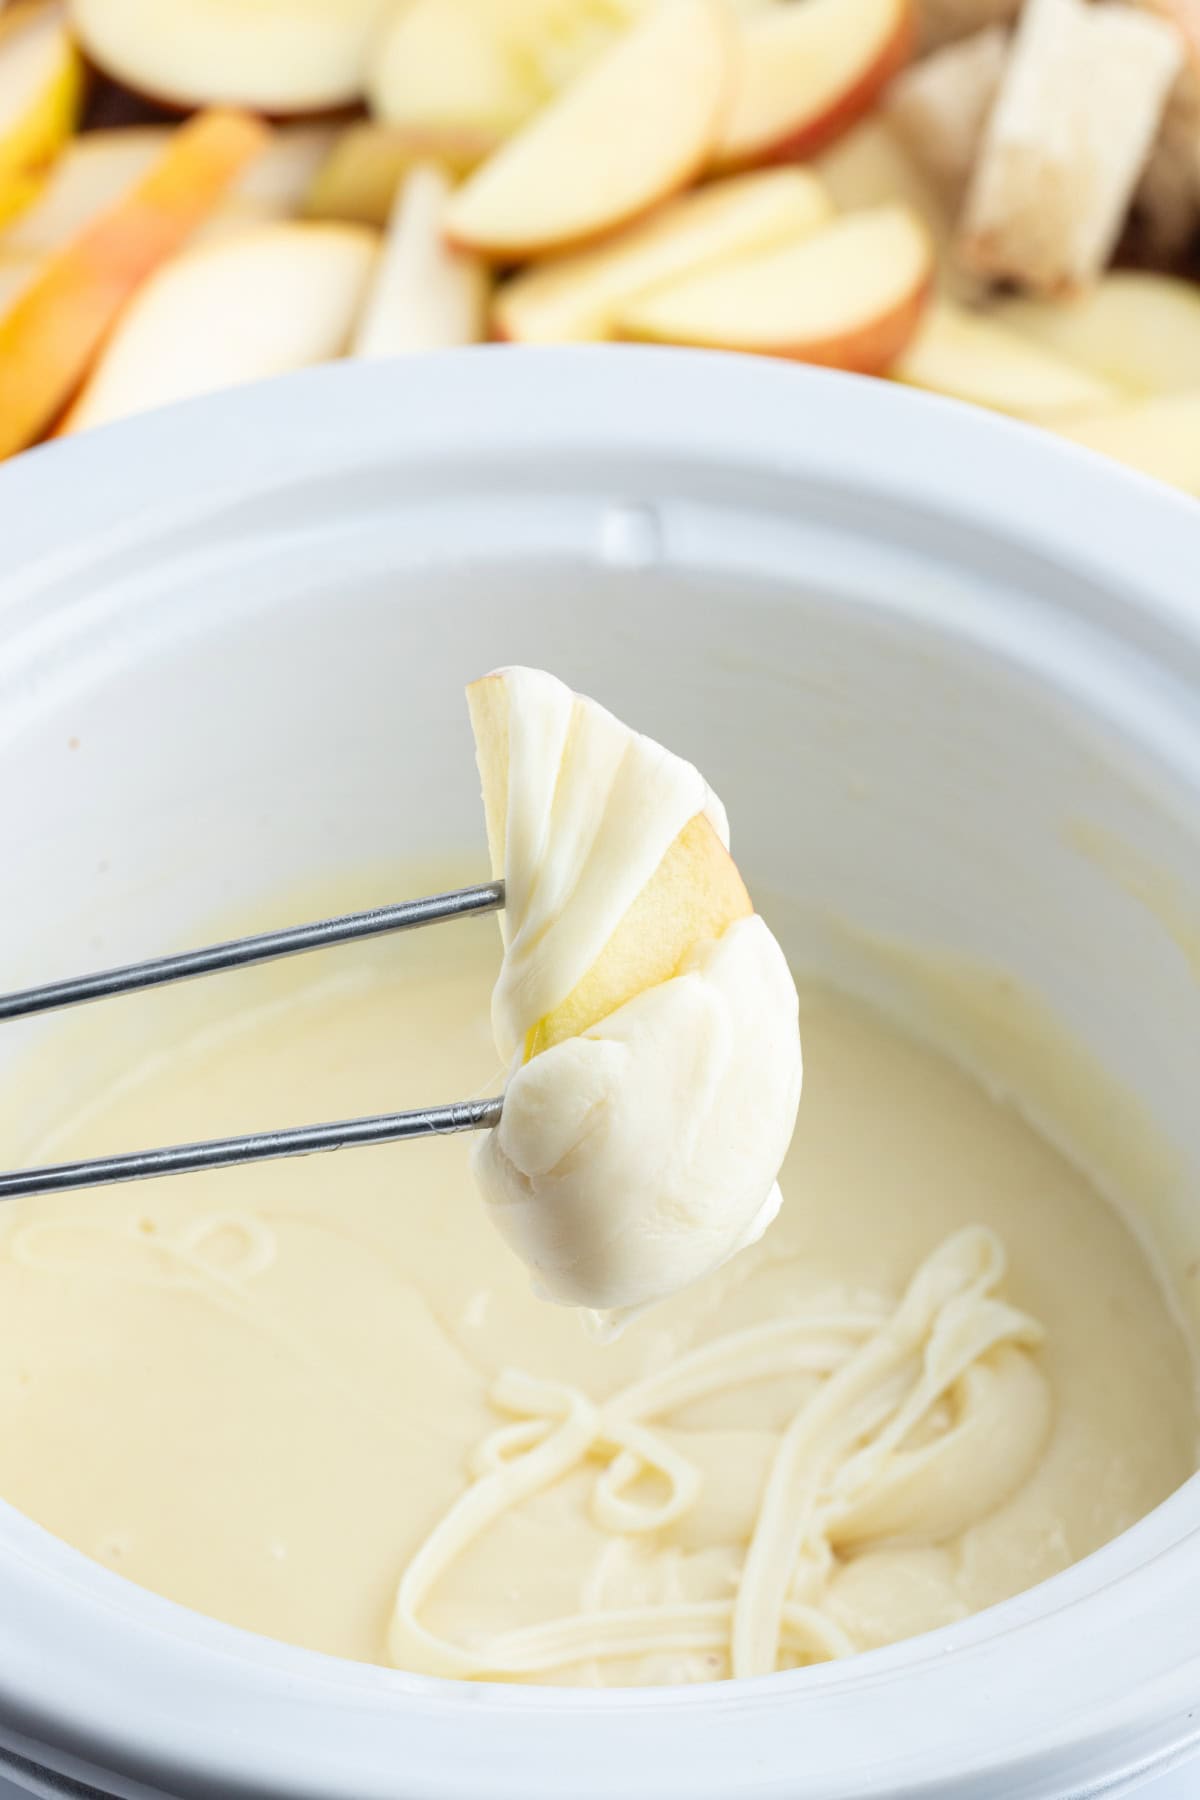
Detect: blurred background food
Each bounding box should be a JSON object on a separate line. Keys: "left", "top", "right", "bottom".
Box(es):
{"left": 0, "top": 0, "right": 1198, "bottom": 492}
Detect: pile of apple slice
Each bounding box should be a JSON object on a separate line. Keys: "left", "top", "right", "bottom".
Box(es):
{"left": 0, "top": 0, "right": 1196, "bottom": 497}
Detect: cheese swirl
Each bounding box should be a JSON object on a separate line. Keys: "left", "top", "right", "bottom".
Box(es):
{"left": 389, "top": 1227, "right": 1050, "bottom": 1680}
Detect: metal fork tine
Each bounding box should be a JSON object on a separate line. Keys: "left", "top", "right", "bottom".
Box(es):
{"left": 0, "top": 880, "right": 508, "bottom": 1198}
{"left": 0, "top": 880, "right": 505, "bottom": 1022}
{"left": 0, "top": 1096, "right": 505, "bottom": 1202}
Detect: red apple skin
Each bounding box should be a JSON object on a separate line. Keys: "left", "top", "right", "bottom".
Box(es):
{"left": 771, "top": 271, "right": 932, "bottom": 373}
{"left": 716, "top": 0, "right": 916, "bottom": 173}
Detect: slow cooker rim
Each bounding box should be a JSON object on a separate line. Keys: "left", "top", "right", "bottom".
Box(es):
{"left": 0, "top": 350, "right": 1198, "bottom": 1800}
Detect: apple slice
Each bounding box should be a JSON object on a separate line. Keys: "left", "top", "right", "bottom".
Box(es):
{"left": 5, "top": 124, "right": 337, "bottom": 254}
{"left": 619, "top": 204, "right": 933, "bottom": 372}
{"left": 467, "top": 665, "right": 800, "bottom": 1319}
{"left": 2, "top": 126, "right": 171, "bottom": 253}
{"left": 0, "top": 109, "right": 268, "bottom": 460}
{"left": 445, "top": 0, "right": 732, "bottom": 259}
{"left": 494, "top": 166, "right": 832, "bottom": 342}
{"left": 993, "top": 272, "right": 1200, "bottom": 399}
{"left": 813, "top": 118, "right": 948, "bottom": 239}
{"left": 1052, "top": 394, "right": 1200, "bottom": 495}
{"left": 367, "top": 0, "right": 641, "bottom": 167}
{"left": 353, "top": 163, "right": 488, "bottom": 357}
{"left": 712, "top": 0, "right": 914, "bottom": 173}
{"left": 0, "top": 253, "right": 41, "bottom": 316}
{"left": 305, "top": 123, "right": 478, "bottom": 227}
{"left": 0, "top": 1, "right": 83, "bottom": 228}
{"left": 194, "top": 124, "right": 340, "bottom": 243}
{"left": 68, "top": 0, "right": 396, "bottom": 114}
{"left": 894, "top": 298, "right": 1119, "bottom": 419}
{"left": 60, "top": 221, "right": 377, "bottom": 434}
{"left": 468, "top": 670, "right": 751, "bottom": 1059}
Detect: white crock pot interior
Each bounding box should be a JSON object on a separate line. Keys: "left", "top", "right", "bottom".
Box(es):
{"left": 0, "top": 350, "right": 1199, "bottom": 1800}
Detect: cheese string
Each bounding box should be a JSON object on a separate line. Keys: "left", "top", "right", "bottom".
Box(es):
{"left": 389, "top": 1227, "right": 1046, "bottom": 1681}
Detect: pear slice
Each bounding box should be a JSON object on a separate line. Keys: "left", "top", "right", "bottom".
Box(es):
{"left": 0, "top": 108, "right": 268, "bottom": 460}
{"left": 619, "top": 204, "right": 933, "bottom": 373}
{"left": 467, "top": 671, "right": 751, "bottom": 1060}
{"left": 60, "top": 221, "right": 377, "bottom": 435}
{"left": 0, "top": 1, "right": 82, "bottom": 229}
{"left": 445, "top": 0, "right": 732, "bottom": 259}
{"left": 69, "top": 0, "right": 395, "bottom": 113}
{"left": 352, "top": 163, "right": 488, "bottom": 357}
{"left": 493, "top": 166, "right": 832, "bottom": 343}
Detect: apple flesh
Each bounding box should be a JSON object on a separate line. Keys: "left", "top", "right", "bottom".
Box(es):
{"left": 305, "top": 123, "right": 479, "bottom": 227}
{"left": 445, "top": 0, "right": 732, "bottom": 260}
{"left": 713, "top": 0, "right": 915, "bottom": 172}
{"left": 894, "top": 298, "right": 1119, "bottom": 418}
{"left": 61, "top": 221, "right": 377, "bottom": 434}
{"left": 5, "top": 123, "right": 338, "bottom": 255}
{"left": 493, "top": 166, "right": 832, "bottom": 342}
{"left": 3, "top": 126, "right": 171, "bottom": 253}
{"left": 619, "top": 204, "right": 933, "bottom": 373}
{"left": 69, "top": 0, "right": 396, "bottom": 114}
{"left": 0, "top": 252, "right": 41, "bottom": 316}
{"left": 467, "top": 671, "right": 752, "bottom": 1060}
{"left": 367, "top": 0, "right": 640, "bottom": 167}
{"left": 1053, "top": 395, "right": 1200, "bottom": 496}
{"left": 0, "top": 108, "right": 269, "bottom": 459}
{"left": 353, "top": 163, "right": 488, "bottom": 357}
{"left": 0, "top": 1, "right": 83, "bottom": 228}
{"left": 993, "top": 272, "right": 1200, "bottom": 399}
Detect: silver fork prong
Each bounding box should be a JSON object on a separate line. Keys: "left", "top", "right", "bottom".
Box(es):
{"left": 0, "top": 880, "right": 505, "bottom": 1022}
{"left": 0, "top": 1095, "right": 505, "bottom": 1201}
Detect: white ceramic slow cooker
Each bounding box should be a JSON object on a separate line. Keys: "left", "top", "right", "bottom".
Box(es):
{"left": 0, "top": 349, "right": 1199, "bottom": 1800}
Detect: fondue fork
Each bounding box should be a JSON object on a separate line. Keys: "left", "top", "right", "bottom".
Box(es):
{"left": 0, "top": 882, "right": 506, "bottom": 1201}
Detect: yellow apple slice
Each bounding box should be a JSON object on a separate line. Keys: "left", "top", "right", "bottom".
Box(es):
{"left": 1052, "top": 395, "right": 1200, "bottom": 495}
{"left": 445, "top": 0, "right": 732, "bottom": 259}
{"left": 0, "top": 1, "right": 82, "bottom": 228}
{"left": 468, "top": 671, "right": 751, "bottom": 1059}
{"left": 367, "top": 0, "right": 641, "bottom": 166}
{"left": 494, "top": 166, "right": 832, "bottom": 342}
{"left": 305, "top": 123, "right": 479, "bottom": 227}
{"left": 619, "top": 204, "right": 933, "bottom": 372}
{"left": 68, "top": 0, "right": 395, "bottom": 113}
{"left": 712, "top": 0, "right": 914, "bottom": 173}
{"left": 60, "top": 221, "right": 377, "bottom": 434}
{"left": 2, "top": 126, "right": 171, "bottom": 253}
{"left": 353, "top": 163, "right": 488, "bottom": 356}
{"left": 5, "top": 124, "right": 337, "bottom": 254}
{"left": 0, "top": 109, "right": 268, "bottom": 460}
{"left": 992, "top": 273, "right": 1200, "bottom": 400}
{"left": 894, "top": 298, "right": 1119, "bottom": 419}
